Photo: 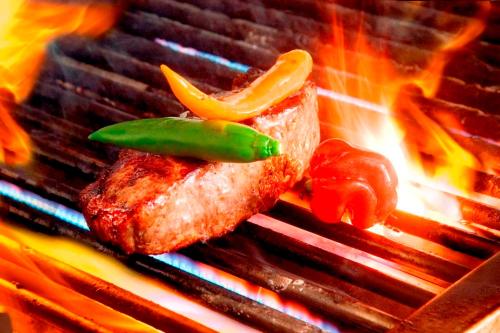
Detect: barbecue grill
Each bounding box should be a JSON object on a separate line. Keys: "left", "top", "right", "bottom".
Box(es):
{"left": 0, "top": 1, "right": 499, "bottom": 332}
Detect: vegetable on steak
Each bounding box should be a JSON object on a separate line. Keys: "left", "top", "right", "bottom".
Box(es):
{"left": 89, "top": 117, "right": 281, "bottom": 163}
{"left": 160, "top": 49, "right": 313, "bottom": 121}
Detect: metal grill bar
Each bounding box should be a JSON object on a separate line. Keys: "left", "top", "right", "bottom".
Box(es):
{"left": 183, "top": 241, "right": 402, "bottom": 333}
{"left": 269, "top": 203, "right": 471, "bottom": 283}
{"left": 390, "top": 253, "right": 500, "bottom": 333}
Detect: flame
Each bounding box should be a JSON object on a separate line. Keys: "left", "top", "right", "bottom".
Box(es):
{"left": 0, "top": 224, "right": 160, "bottom": 332}
{"left": 0, "top": 221, "right": 257, "bottom": 333}
{"left": 0, "top": 0, "right": 119, "bottom": 165}
{"left": 317, "top": 4, "right": 490, "bottom": 222}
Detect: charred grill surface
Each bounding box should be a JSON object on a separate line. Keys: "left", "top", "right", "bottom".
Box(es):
{"left": 0, "top": 1, "right": 499, "bottom": 332}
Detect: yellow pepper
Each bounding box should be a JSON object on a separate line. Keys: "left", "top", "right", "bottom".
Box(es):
{"left": 160, "top": 49, "right": 313, "bottom": 122}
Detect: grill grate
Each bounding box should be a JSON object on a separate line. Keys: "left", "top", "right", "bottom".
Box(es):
{"left": 0, "top": 1, "right": 499, "bottom": 332}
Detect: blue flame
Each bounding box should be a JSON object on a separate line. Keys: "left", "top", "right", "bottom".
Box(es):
{"left": 155, "top": 39, "right": 251, "bottom": 73}
{"left": 154, "top": 253, "right": 339, "bottom": 332}
{"left": 0, "top": 180, "right": 338, "bottom": 332}
{"left": 0, "top": 180, "right": 89, "bottom": 231}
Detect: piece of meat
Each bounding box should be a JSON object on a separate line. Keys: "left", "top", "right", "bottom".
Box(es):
{"left": 80, "top": 81, "right": 320, "bottom": 254}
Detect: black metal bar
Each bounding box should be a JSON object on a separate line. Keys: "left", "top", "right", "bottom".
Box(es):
{"left": 460, "top": 199, "right": 500, "bottom": 232}
{"left": 474, "top": 171, "right": 500, "bottom": 200}
{"left": 187, "top": 237, "right": 415, "bottom": 319}
{"left": 99, "top": 30, "right": 239, "bottom": 90}
{"left": 181, "top": 0, "right": 328, "bottom": 39}
{"left": 444, "top": 50, "right": 500, "bottom": 87}
{"left": 238, "top": 220, "right": 437, "bottom": 308}
{"left": 389, "top": 252, "right": 500, "bottom": 333}
{"left": 385, "top": 211, "right": 499, "bottom": 258}
{"left": 247, "top": 0, "right": 451, "bottom": 48}
{"left": 184, "top": 238, "right": 405, "bottom": 332}
{"left": 15, "top": 102, "right": 91, "bottom": 142}
{"left": 30, "top": 81, "right": 137, "bottom": 130}
{"left": 435, "top": 76, "right": 500, "bottom": 116}
{"left": 132, "top": 0, "right": 432, "bottom": 70}
{"left": 130, "top": 0, "right": 307, "bottom": 53}
{"left": 269, "top": 0, "right": 469, "bottom": 35}
{"left": 131, "top": 258, "right": 326, "bottom": 333}
{"left": 54, "top": 35, "right": 221, "bottom": 95}
{"left": 13, "top": 106, "right": 107, "bottom": 176}
{"left": 270, "top": 201, "right": 470, "bottom": 283}
{"left": 0, "top": 157, "right": 83, "bottom": 206}
{"left": 41, "top": 55, "right": 185, "bottom": 118}
{"left": 120, "top": 11, "right": 277, "bottom": 69}
{"left": 407, "top": 94, "right": 500, "bottom": 142}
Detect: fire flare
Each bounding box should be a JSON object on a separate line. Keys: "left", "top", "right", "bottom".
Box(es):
{"left": 0, "top": 224, "right": 159, "bottom": 332}
{"left": 0, "top": 220, "right": 259, "bottom": 333}
{"left": 318, "top": 3, "right": 490, "bottom": 223}
{"left": 0, "top": 0, "right": 119, "bottom": 165}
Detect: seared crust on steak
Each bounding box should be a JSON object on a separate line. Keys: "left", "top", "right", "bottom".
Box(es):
{"left": 80, "top": 82, "right": 319, "bottom": 254}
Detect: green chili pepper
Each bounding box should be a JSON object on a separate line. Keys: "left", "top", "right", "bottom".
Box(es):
{"left": 88, "top": 117, "right": 281, "bottom": 163}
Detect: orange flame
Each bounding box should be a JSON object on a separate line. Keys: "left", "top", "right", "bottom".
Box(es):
{"left": 0, "top": 224, "right": 159, "bottom": 332}
{"left": 318, "top": 4, "right": 490, "bottom": 222}
{"left": 0, "top": 0, "right": 119, "bottom": 165}
{"left": 0, "top": 221, "right": 257, "bottom": 333}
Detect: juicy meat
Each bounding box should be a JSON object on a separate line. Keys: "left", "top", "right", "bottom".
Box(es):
{"left": 80, "top": 81, "right": 320, "bottom": 254}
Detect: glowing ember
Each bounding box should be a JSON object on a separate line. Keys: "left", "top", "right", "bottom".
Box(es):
{"left": 317, "top": 3, "right": 491, "bottom": 223}
{"left": 0, "top": 0, "right": 118, "bottom": 165}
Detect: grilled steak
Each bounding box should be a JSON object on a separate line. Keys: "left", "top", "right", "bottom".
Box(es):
{"left": 80, "top": 81, "right": 319, "bottom": 254}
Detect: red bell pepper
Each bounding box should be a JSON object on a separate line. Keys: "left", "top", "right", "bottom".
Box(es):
{"left": 309, "top": 139, "right": 398, "bottom": 229}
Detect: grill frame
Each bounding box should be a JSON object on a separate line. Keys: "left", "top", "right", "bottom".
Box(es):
{"left": 0, "top": 0, "right": 499, "bottom": 332}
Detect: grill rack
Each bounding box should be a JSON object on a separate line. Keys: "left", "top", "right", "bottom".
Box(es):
{"left": 0, "top": 1, "right": 499, "bottom": 332}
